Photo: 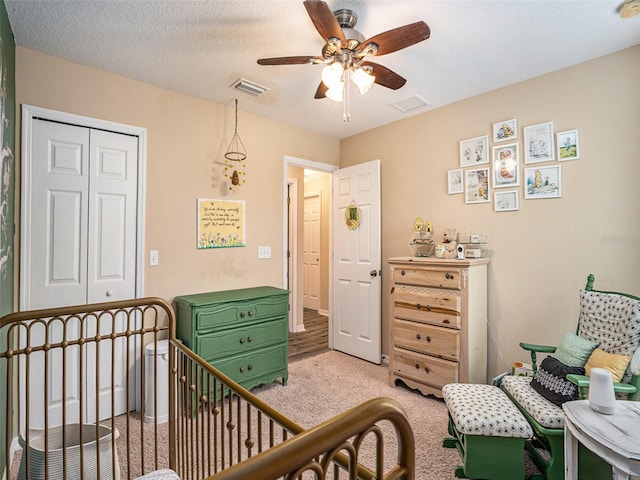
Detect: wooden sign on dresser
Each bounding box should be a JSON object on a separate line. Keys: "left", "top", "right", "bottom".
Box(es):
{"left": 388, "top": 257, "right": 489, "bottom": 398}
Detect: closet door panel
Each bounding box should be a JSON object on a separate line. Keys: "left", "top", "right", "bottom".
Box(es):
{"left": 87, "top": 129, "right": 138, "bottom": 304}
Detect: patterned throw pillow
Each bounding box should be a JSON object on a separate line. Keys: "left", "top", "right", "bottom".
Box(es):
{"left": 553, "top": 331, "right": 599, "bottom": 367}
{"left": 530, "top": 356, "right": 585, "bottom": 406}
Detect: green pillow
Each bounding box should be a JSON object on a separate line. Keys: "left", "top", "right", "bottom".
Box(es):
{"left": 553, "top": 331, "right": 598, "bottom": 367}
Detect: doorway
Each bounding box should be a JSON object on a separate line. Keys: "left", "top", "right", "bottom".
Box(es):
{"left": 283, "top": 156, "right": 335, "bottom": 343}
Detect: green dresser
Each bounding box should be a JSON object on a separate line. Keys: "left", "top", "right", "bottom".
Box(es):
{"left": 175, "top": 286, "right": 290, "bottom": 391}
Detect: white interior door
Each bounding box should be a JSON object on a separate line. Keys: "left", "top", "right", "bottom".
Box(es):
{"left": 331, "top": 160, "right": 381, "bottom": 364}
{"left": 303, "top": 193, "right": 321, "bottom": 311}
{"left": 21, "top": 117, "right": 138, "bottom": 428}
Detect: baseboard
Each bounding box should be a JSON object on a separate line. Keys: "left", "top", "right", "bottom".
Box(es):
{"left": 318, "top": 309, "right": 329, "bottom": 317}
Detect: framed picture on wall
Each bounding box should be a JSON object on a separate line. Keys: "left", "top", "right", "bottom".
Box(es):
{"left": 448, "top": 169, "right": 463, "bottom": 194}
{"left": 459, "top": 135, "right": 489, "bottom": 167}
{"left": 524, "top": 165, "right": 562, "bottom": 199}
{"left": 465, "top": 167, "right": 490, "bottom": 204}
{"left": 557, "top": 129, "right": 579, "bottom": 161}
{"left": 524, "top": 121, "right": 555, "bottom": 164}
{"left": 494, "top": 190, "right": 520, "bottom": 212}
{"left": 492, "top": 143, "right": 520, "bottom": 188}
{"left": 492, "top": 118, "right": 518, "bottom": 143}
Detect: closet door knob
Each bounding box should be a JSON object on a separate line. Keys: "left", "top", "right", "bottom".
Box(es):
{"left": 106, "top": 290, "right": 113, "bottom": 297}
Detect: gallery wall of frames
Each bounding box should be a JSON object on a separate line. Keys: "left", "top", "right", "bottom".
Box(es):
{"left": 448, "top": 118, "right": 579, "bottom": 212}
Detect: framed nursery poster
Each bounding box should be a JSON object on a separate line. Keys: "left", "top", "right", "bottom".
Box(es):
{"left": 494, "top": 190, "right": 520, "bottom": 212}
{"left": 448, "top": 169, "right": 463, "bottom": 194}
{"left": 492, "top": 118, "right": 518, "bottom": 143}
{"left": 557, "top": 129, "right": 580, "bottom": 161}
{"left": 492, "top": 143, "right": 520, "bottom": 188}
{"left": 524, "top": 121, "right": 555, "bottom": 164}
{"left": 197, "top": 198, "right": 246, "bottom": 248}
{"left": 465, "top": 167, "right": 490, "bottom": 204}
{"left": 459, "top": 135, "right": 489, "bottom": 167}
{"left": 524, "top": 165, "right": 562, "bottom": 199}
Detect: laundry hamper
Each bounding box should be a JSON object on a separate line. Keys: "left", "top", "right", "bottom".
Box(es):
{"left": 18, "top": 423, "right": 120, "bottom": 480}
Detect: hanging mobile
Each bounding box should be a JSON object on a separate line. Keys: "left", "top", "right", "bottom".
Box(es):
{"left": 224, "top": 98, "right": 247, "bottom": 191}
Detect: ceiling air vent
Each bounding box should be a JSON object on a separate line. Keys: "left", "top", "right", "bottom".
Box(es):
{"left": 391, "top": 95, "right": 431, "bottom": 113}
{"left": 230, "top": 78, "right": 269, "bottom": 97}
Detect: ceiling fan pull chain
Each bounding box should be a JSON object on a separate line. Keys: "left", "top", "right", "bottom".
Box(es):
{"left": 343, "top": 68, "right": 351, "bottom": 123}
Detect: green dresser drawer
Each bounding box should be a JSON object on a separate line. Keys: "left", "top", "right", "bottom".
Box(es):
{"left": 213, "top": 343, "right": 288, "bottom": 390}
{"left": 195, "top": 295, "right": 288, "bottom": 331}
{"left": 196, "top": 318, "right": 288, "bottom": 361}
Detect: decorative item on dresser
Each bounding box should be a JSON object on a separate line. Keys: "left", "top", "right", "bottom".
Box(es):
{"left": 388, "top": 257, "right": 489, "bottom": 398}
{"left": 175, "top": 286, "right": 290, "bottom": 391}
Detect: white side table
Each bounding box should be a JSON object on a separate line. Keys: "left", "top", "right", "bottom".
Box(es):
{"left": 563, "top": 399, "right": 640, "bottom": 480}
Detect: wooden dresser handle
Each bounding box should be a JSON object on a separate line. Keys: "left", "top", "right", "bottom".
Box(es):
{"left": 416, "top": 333, "right": 421, "bottom": 340}
{"left": 401, "top": 270, "right": 406, "bottom": 276}
{"left": 414, "top": 363, "right": 420, "bottom": 370}
{"left": 426, "top": 336, "right": 431, "bottom": 343}
{"left": 424, "top": 366, "right": 431, "bottom": 374}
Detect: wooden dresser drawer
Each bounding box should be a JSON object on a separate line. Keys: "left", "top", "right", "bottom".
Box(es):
{"left": 212, "top": 344, "right": 288, "bottom": 389}
{"left": 393, "top": 267, "right": 462, "bottom": 289}
{"left": 195, "top": 296, "right": 288, "bottom": 331}
{"left": 393, "top": 319, "right": 460, "bottom": 361}
{"left": 197, "top": 319, "right": 288, "bottom": 361}
{"left": 393, "top": 289, "right": 460, "bottom": 328}
{"left": 392, "top": 347, "right": 459, "bottom": 388}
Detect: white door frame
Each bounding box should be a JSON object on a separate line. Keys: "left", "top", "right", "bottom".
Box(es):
{"left": 283, "top": 156, "right": 337, "bottom": 340}
{"left": 20, "top": 104, "right": 147, "bottom": 306}
{"left": 287, "top": 177, "right": 299, "bottom": 332}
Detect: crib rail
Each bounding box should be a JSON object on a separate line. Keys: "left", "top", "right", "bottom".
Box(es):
{"left": 171, "top": 340, "right": 415, "bottom": 480}
{"left": 1, "top": 298, "right": 415, "bottom": 480}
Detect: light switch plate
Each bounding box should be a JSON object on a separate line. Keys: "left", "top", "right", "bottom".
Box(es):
{"left": 150, "top": 250, "right": 159, "bottom": 266}
{"left": 258, "top": 246, "right": 271, "bottom": 259}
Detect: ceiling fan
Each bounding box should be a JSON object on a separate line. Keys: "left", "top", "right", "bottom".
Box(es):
{"left": 257, "top": 0, "right": 430, "bottom": 106}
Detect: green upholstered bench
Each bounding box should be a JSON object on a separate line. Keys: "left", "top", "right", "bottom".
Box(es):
{"left": 442, "top": 383, "right": 533, "bottom": 480}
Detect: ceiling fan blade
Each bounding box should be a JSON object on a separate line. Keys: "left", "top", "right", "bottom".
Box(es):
{"left": 303, "top": 0, "right": 346, "bottom": 44}
{"left": 361, "top": 61, "right": 406, "bottom": 90}
{"left": 314, "top": 82, "right": 328, "bottom": 99}
{"left": 360, "top": 21, "right": 430, "bottom": 57}
{"left": 257, "top": 56, "right": 321, "bottom": 66}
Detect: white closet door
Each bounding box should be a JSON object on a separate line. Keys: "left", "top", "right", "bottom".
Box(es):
{"left": 86, "top": 129, "right": 138, "bottom": 304}
{"left": 27, "top": 119, "right": 90, "bottom": 310}
{"left": 21, "top": 119, "right": 138, "bottom": 428}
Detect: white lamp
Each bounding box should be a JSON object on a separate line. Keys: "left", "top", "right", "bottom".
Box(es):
{"left": 322, "top": 62, "right": 345, "bottom": 102}
{"left": 588, "top": 367, "right": 616, "bottom": 414}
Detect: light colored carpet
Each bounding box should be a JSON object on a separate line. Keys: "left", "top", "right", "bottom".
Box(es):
{"left": 252, "top": 349, "right": 459, "bottom": 479}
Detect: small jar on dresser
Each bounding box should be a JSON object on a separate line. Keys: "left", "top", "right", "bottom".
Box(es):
{"left": 175, "top": 286, "right": 290, "bottom": 392}
{"left": 387, "top": 257, "right": 489, "bottom": 398}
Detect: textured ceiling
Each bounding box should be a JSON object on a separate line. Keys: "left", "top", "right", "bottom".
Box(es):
{"left": 6, "top": 0, "right": 640, "bottom": 139}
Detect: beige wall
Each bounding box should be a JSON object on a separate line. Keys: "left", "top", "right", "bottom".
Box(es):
{"left": 14, "top": 45, "right": 640, "bottom": 380}
{"left": 341, "top": 46, "right": 640, "bottom": 379}
{"left": 15, "top": 47, "right": 340, "bottom": 306}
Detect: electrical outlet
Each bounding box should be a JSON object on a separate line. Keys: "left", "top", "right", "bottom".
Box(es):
{"left": 149, "top": 250, "right": 159, "bottom": 266}
{"left": 258, "top": 246, "right": 271, "bottom": 259}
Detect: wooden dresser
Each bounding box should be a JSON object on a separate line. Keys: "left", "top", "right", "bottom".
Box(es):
{"left": 388, "top": 257, "right": 488, "bottom": 398}
{"left": 175, "top": 286, "right": 290, "bottom": 391}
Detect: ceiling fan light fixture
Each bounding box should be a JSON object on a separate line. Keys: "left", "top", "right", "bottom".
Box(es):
{"left": 325, "top": 85, "right": 344, "bottom": 102}
{"left": 352, "top": 66, "right": 375, "bottom": 95}
{"left": 321, "top": 62, "right": 345, "bottom": 91}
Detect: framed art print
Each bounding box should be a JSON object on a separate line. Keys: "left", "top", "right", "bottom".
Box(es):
{"left": 448, "top": 169, "right": 463, "bottom": 194}
{"left": 459, "top": 135, "right": 489, "bottom": 168}
{"left": 557, "top": 129, "right": 579, "bottom": 161}
{"left": 494, "top": 190, "right": 520, "bottom": 212}
{"left": 492, "top": 143, "right": 520, "bottom": 188}
{"left": 492, "top": 118, "right": 518, "bottom": 143}
{"left": 524, "top": 121, "right": 555, "bottom": 164}
{"left": 524, "top": 165, "right": 562, "bottom": 199}
{"left": 465, "top": 167, "right": 490, "bottom": 204}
